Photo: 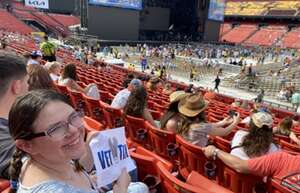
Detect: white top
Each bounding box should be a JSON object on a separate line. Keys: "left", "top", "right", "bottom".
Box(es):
{"left": 230, "top": 130, "right": 279, "bottom": 160}
{"left": 58, "top": 77, "right": 71, "bottom": 86}
{"left": 27, "top": 59, "right": 39, "bottom": 66}
{"left": 111, "top": 89, "right": 131, "bottom": 109}
{"left": 50, "top": 73, "right": 60, "bottom": 82}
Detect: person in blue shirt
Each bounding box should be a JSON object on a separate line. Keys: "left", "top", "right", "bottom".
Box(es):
{"left": 140, "top": 55, "right": 147, "bottom": 72}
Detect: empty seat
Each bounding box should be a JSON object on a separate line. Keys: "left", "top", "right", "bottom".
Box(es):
{"left": 176, "top": 135, "right": 208, "bottom": 179}
{"left": 146, "top": 121, "right": 177, "bottom": 161}
{"left": 187, "top": 171, "right": 234, "bottom": 193}
{"left": 67, "top": 88, "right": 88, "bottom": 114}
{"left": 124, "top": 115, "right": 151, "bottom": 149}
{"left": 156, "top": 162, "right": 205, "bottom": 193}
{"left": 280, "top": 140, "right": 300, "bottom": 153}
{"left": 83, "top": 116, "right": 104, "bottom": 131}
{"left": 83, "top": 94, "right": 106, "bottom": 126}
{"left": 102, "top": 103, "right": 124, "bottom": 129}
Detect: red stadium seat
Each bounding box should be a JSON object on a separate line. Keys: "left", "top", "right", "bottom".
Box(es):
{"left": 83, "top": 116, "right": 104, "bottom": 131}
{"left": 175, "top": 135, "right": 207, "bottom": 179}
{"left": 220, "top": 165, "right": 263, "bottom": 193}
{"left": 280, "top": 140, "right": 300, "bottom": 153}
{"left": 83, "top": 94, "right": 106, "bottom": 126}
{"left": 67, "top": 88, "right": 88, "bottom": 114}
{"left": 214, "top": 136, "right": 231, "bottom": 153}
{"left": 145, "top": 121, "right": 177, "bottom": 162}
{"left": 124, "top": 115, "right": 150, "bottom": 149}
{"left": 0, "top": 179, "right": 9, "bottom": 192}
{"left": 186, "top": 171, "right": 234, "bottom": 193}
{"left": 102, "top": 103, "right": 124, "bottom": 129}
{"left": 267, "top": 178, "right": 294, "bottom": 193}
{"left": 149, "top": 109, "right": 163, "bottom": 121}
{"left": 130, "top": 146, "right": 173, "bottom": 180}
{"left": 156, "top": 162, "right": 205, "bottom": 193}
{"left": 273, "top": 134, "right": 290, "bottom": 144}
{"left": 99, "top": 90, "right": 114, "bottom": 104}
{"left": 54, "top": 83, "right": 69, "bottom": 96}
{"left": 130, "top": 149, "right": 157, "bottom": 180}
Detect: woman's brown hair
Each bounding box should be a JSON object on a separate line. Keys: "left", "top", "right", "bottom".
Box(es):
{"left": 278, "top": 117, "right": 293, "bottom": 136}
{"left": 28, "top": 65, "right": 54, "bottom": 91}
{"left": 241, "top": 120, "right": 274, "bottom": 158}
{"left": 124, "top": 86, "right": 147, "bottom": 118}
{"left": 176, "top": 111, "right": 206, "bottom": 135}
{"left": 160, "top": 101, "right": 179, "bottom": 129}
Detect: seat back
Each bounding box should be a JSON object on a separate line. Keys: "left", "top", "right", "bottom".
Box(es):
{"left": 146, "top": 121, "right": 177, "bottom": 161}
{"left": 221, "top": 165, "right": 263, "bottom": 193}
{"left": 67, "top": 88, "right": 87, "bottom": 114}
{"left": 280, "top": 140, "right": 300, "bottom": 153}
{"left": 175, "top": 135, "right": 207, "bottom": 179}
{"left": 55, "top": 83, "right": 69, "bottom": 96}
{"left": 130, "top": 146, "right": 173, "bottom": 180}
{"left": 99, "top": 90, "right": 114, "bottom": 104}
{"left": 186, "top": 171, "right": 234, "bottom": 193}
{"left": 130, "top": 150, "right": 157, "bottom": 180}
{"left": 273, "top": 134, "right": 290, "bottom": 144}
{"left": 124, "top": 115, "right": 150, "bottom": 148}
{"left": 268, "top": 178, "right": 294, "bottom": 193}
{"left": 149, "top": 109, "right": 163, "bottom": 121}
{"left": 0, "top": 179, "right": 9, "bottom": 192}
{"left": 102, "top": 103, "right": 124, "bottom": 129}
{"left": 83, "top": 94, "right": 106, "bottom": 126}
{"left": 214, "top": 136, "right": 231, "bottom": 153}
{"left": 83, "top": 116, "right": 104, "bottom": 131}
{"left": 156, "top": 162, "right": 204, "bottom": 193}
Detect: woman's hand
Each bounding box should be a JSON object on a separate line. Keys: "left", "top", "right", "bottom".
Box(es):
{"left": 113, "top": 168, "right": 131, "bottom": 193}
{"left": 221, "top": 116, "right": 233, "bottom": 125}
{"left": 202, "top": 145, "right": 217, "bottom": 159}
{"left": 232, "top": 112, "right": 240, "bottom": 124}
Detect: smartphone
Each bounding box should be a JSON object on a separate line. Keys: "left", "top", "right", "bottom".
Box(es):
{"left": 228, "top": 110, "right": 237, "bottom": 117}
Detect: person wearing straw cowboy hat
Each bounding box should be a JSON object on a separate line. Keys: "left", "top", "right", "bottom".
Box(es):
{"left": 176, "top": 93, "right": 240, "bottom": 147}
{"left": 160, "top": 91, "right": 189, "bottom": 130}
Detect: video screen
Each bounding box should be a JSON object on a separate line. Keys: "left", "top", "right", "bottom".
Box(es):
{"left": 89, "top": 0, "right": 142, "bottom": 10}
{"left": 208, "top": 0, "right": 225, "bottom": 21}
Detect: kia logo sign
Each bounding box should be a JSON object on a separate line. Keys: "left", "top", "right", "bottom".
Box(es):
{"left": 28, "top": 0, "right": 45, "bottom": 6}
{"left": 25, "top": 0, "right": 49, "bottom": 9}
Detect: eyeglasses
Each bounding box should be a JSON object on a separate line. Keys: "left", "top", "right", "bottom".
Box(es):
{"left": 24, "top": 111, "right": 84, "bottom": 140}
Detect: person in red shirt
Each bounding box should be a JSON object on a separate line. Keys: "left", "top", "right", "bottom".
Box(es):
{"left": 202, "top": 146, "right": 300, "bottom": 180}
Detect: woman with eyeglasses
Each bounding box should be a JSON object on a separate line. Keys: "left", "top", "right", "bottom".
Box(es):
{"left": 7, "top": 89, "right": 137, "bottom": 193}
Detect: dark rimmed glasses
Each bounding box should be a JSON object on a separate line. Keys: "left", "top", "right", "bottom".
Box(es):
{"left": 23, "top": 111, "right": 84, "bottom": 140}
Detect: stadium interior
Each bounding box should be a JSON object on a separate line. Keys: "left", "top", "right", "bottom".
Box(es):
{"left": 0, "top": 0, "right": 300, "bottom": 193}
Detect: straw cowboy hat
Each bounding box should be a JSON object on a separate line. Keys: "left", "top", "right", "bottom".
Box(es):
{"left": 178, "top": 94, "right": 208, "bottom": 117}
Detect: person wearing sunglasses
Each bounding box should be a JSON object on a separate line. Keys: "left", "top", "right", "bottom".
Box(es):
{"left": 7, "top": 89, "right": 135, "bottom": 193}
